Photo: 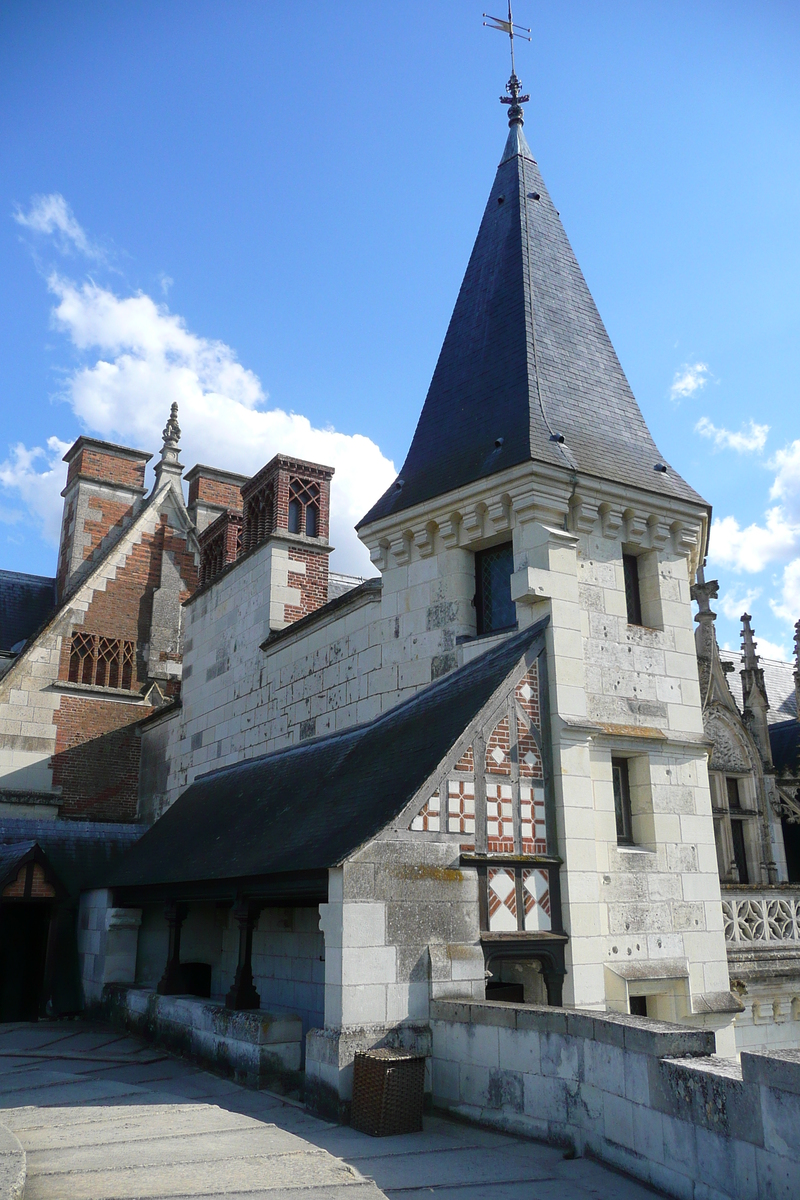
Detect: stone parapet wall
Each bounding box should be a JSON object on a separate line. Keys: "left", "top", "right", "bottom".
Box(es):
{"left": 104, "top": 984, "right": 303, "bottom": 1093}
{"left": 430, "top": 998, "right": 800, "bottom": 1200}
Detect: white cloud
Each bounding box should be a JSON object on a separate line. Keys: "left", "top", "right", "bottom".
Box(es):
{"left": 695, "top": 417, "right": 769, "bottom": 454}
{"left": 708, "top": 508, "right": 799, "bottom": 574}
{"left": 718, "top": 585, "right": 762, "bottom": 621}
{"left": 770, "top": 558, "right": 800, "bottom": 628}
{"left": 721, "top": 635, "right": 790, "bottom": 661}
{"left": 748, "top": 635, "right": 790, "bottom": 661}
{"left": 670, "top": 361, "right": 709, "bottom": 402}
{"left": 3, "top": 271, "right": 396, "bottom": 575}
{"left": 13, "top": 193, "right": 102, "bottom": 260}
{"left": 0, "top": 437, "right": 72, "bottom": 546}
{"left": 769, "top": 439, "right": 800, "bottom": 521}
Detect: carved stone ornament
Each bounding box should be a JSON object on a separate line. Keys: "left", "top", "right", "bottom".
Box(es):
{"left": 705, "top": 712, "right": 750, "bottom": 774}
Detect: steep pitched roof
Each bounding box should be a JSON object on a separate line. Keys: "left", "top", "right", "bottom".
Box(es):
{"left": 108, "top": 620, "right": 546, "bottom": 892}
{"left": 771, "top": 719, "right": 800, "bottom": 777}
{"left": 360, "top": 121, "right": 704, "bottom": 528}
{"left": 0, "top": 570, "right": 56, "bottom": 652}
{"left": 718, "top": 650, "right": 797, "bottom": 725}
{"left": 0, "top": 818, "right": 142, "bottom": 897}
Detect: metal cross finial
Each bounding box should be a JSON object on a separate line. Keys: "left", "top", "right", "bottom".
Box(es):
{"left": 483, "top": 3, "right": 531, "bottom": 125}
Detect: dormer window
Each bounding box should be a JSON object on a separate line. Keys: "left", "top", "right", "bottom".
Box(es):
{"left": 475, "top": 543, "right": 516, "bottom": 636}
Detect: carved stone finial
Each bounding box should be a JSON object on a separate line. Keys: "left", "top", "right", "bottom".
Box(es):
{"left": 741, "top": 612, "right": 759, "bottom": 671}
{"left": 691, "top": 565, "right": 718, "bottom": 622}
{"left": 153, "top": 402, "right": 184, "bottom": 489}
{"left": 162, "top": 402, "right": 181, "bottom": 450}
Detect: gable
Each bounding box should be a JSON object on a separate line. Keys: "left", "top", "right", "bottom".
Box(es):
{"left": 108, "top": 620, "right": 549, "bottom": 896}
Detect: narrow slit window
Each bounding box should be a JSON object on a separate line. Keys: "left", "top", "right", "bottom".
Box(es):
{"left": 730, "top": 819, "right": 749, "bottom": 884}
{"left": 612, "top": 757, "right": 633, "bottom": 844}
{"left": 305, "top": 502, "right": 318, "bottom": 538}
{"left": 623, "top": 554, "right": 643, "bottom": 626}
{"left": 288, "top": 498, "right": 301, "bottom": 534}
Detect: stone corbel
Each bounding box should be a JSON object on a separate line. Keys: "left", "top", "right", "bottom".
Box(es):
{"left": 569, "top": 495, "right": 601, "bottom": 535}
{"left": 486, "top": 496, "right": 512, "bottom": 534}
{"left": 598, "top": 503, "right": 624, "bottom": 540}
{"left": 368, "top": 541, "right": 390, "bottom": 571}
{"left": 671, "top": 521, "right": 698, "bottom": 557}
{"left": 390, "top": 532, "right": 413, "bottom": 566}
{"left": 647, "top": 516, "right": 671, "bottom": 551}
{"left": 462, "top": 506, "right": 486, "bottom": 542}
{"left": 623, "top": 509, "right": 647, "bottom": 547}
{"left": 413, "top": 524, "right": 436, "bottom": 558}
{"left": 439, "top": 514, "right": 461, "bottom": 550}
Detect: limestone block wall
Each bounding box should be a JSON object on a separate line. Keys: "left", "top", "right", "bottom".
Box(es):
{"left": 732, "top": 977, "right": 800, "bottom": 1055}
{"left": 318, "top": 841, "right": 484, "bottom": 1032}
{"left": 132, "top": 902, "right": 324, "bottom": 1042}
{"left": 430, "top": 998, "right": 800, "bottom": 1200}
{"left": 306, "top": 840, "right": 485, "bottom": 1117}
{"left": 225, "top": 907, "right": 324, "bottom": 1038}
{"left": 78, "top": 889, "right": 141, "bottom": 1006}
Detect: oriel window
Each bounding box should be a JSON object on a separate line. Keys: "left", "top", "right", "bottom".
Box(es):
{"left": 475, "top": 543, "right": 516, "bottom": 636}
{"left": 612, "top": 757, "right": 633, "bottom": 844}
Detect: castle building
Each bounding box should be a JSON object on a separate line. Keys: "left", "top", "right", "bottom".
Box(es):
{"left": 70, "top": 74, "right": 772, "bottom": 1116}
{"left": 2, "top": 57, "right": 800, "bottom": 1132}
{"left": 0, "top": 405, "right": 343, "bottom": 1019}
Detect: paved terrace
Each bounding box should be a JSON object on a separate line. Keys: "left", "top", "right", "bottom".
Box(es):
{"left": 0, "top": 1021, "right": 662, "bottom": 1200}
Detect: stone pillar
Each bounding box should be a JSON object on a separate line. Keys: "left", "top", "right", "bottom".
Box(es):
{"left": 225, "top": 902, "right": 261, "bottom": 1010}
{"left": 157, "top": 902, "right": 188, "bottom": 995}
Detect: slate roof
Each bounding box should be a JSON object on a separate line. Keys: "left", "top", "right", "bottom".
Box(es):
{"left": 0, "top": 840, "right": 37, "bottom": 884}
{"left": 0, "top": 819, "right": 143, "bottom": 898}
{"left": 0, "top": 570, "right": 56, "bottom": 653}
{"left": 109, "top": 620, "right": 547, "bottom": 893}
{"left": 718, "top": 650, "right": 797, "bottom": 725}
{"left": 771, "top": 720, "right": 800, "bottom": 778}
{"left": 360, "top": 121, "right": 705, "bottom": 528}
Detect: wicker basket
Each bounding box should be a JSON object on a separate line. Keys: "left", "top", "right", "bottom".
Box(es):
{"left": 350, "top": 1048, "right": 425, "bottom": 1136}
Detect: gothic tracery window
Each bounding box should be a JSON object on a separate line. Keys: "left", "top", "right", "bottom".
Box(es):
{"left": 68, "top": 633, "right": 135, "bottom": 690}
{"left": 288, "top": 478, "right": 320, "bottom": 538}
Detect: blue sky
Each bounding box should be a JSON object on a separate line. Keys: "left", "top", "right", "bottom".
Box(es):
{"left": 1, "top": 1, "right": 799, "bottom": 661}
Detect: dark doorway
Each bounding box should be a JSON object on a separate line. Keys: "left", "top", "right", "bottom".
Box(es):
{"left": 0, "top": 904, "right": 51, "bottom": 1021}
{"left": 782, "top": 819, "right": 800, "bottom": 883}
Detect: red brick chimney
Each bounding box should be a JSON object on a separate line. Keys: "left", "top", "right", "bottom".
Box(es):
{"left": 185, "top": 464, "right": 249, "bottom": 533}
{"left": 56, "top": 437, "right": 151, "bottom": 600}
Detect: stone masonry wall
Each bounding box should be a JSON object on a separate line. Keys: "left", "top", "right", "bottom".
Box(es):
{"left": 0, "top": 490, "right": 195, "bottom": 820}
{"left": 430, "top": 998, "right": 800, "bottom": 1200}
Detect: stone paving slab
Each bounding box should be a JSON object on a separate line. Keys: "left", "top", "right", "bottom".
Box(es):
{"left": 0, "top": 1021, "right": 665, "bottom": 1200}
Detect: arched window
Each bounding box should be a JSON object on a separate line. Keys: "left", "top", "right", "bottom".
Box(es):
{"left": 288, "top": 478, "right": 321, "bottom": 538}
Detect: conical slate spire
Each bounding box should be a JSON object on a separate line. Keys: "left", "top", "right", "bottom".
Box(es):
{"left": 360, "top": 121, "right": 704, "bottom": 528}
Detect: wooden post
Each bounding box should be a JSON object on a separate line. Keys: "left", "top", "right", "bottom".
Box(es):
{"left": 157, "top": 902, "right": 188, "bottom": 995}
{"left": 225, "top": 901, "right": 261, "bottom": 1010}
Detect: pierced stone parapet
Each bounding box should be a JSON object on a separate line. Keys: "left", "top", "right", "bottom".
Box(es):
{"left": 722, "top": 888, "right": 800, "bottom": 944}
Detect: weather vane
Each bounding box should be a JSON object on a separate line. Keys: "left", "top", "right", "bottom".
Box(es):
{"left": 483, "top": 3, "right": 531, "bottom": 125}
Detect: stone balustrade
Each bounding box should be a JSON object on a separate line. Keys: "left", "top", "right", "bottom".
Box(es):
{"left": 722, "top": 886, "right": 800, "bottom": 944}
